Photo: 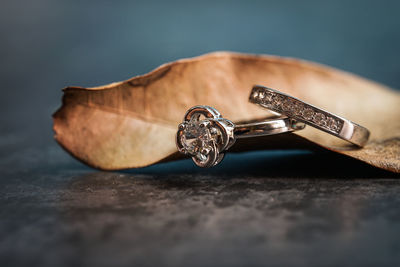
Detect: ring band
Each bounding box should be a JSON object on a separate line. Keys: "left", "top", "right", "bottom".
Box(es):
{"left": 234, "top": 117, "right": 304, "bottom": 138}
{"left": 176, "top": 105, "right": 305, "bottom": 167}
{"left": 249, "top": 85, "right": 370, "bottom": 147}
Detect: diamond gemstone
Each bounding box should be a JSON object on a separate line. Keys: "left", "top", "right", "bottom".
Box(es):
{"left": 292, "top": 102, "right": 303, "bottom": 115}
{"left": 257, "top": 91, "right": 265, "bottom": 100}
{"left": 282, "top": 98, "right": 292, "bottom": 111}
{"left": 327, "top": 117, "right": 339, "bottom": 132}
{"left": 263, "top": 91, "right": 273, "bottom": 102}
{"left": 314, "top": 113, "right": 327, "bottom": 126}
{"left": 180, "top": 119, "right": 219, "bottom": 162}
{"left": 302, "top": 108, "right": 314, "bottom": 120}
{"left": 283, "top": 98, "right": 299, "bottom": 114}
{"left": 272, "top": 94, "right": 284, "bottom": 108}
{"left": 251, "top": 90, "right": 259, "bottom": 100}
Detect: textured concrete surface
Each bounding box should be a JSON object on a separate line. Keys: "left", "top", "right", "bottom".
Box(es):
{"left": 0, "top": 143, "right": 399, "bottom": 267}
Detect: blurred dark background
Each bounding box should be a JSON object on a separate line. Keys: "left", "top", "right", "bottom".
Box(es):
{"left": 1, "top": 0, "right": 399, "bottom": 147}
{"left": 1, "top": 1, "right": 400, "bottom": 267}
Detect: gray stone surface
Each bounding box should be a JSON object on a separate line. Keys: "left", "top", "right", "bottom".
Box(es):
{"left": 0, "top": 143, "right": 399, "bottom": 267}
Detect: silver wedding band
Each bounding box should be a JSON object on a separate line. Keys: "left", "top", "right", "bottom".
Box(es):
{"left": 249, "top": 85, "right": 370, "bottom": 147}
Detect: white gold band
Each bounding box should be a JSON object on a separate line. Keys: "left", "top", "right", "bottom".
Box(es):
{"left": 249, "top": 85, "right": 370, "bottom": 147}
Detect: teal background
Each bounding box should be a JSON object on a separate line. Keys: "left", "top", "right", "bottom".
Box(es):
{"left": 1, "top": 0, "right": 399, "bottom": 149}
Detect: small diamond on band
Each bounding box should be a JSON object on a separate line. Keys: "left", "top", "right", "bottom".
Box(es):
{"left": 302, "top": 108, "right": 314, "bottom": 120}
{"left": 313, "top": 113, "right": 326, "bottom": 126}
{"left": 327, "top": 117, "right": 339, "bottom": 132}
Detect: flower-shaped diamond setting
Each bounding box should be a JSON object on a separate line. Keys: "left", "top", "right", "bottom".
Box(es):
{"left": 176, "top": 106, "right": 235, "bottom": 167}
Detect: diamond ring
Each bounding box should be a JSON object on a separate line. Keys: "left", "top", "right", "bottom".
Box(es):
{"left": 249, "top": 85, "right": 370, "bottom": 147}
{"left": 176, "top": 105, "right": 305, "bottom": 167}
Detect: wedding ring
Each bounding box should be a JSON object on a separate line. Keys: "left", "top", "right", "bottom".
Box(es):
{"left": 249, "top": 85, "right": 370, "bottom": 147}
{"left": 176, "top": 105, "right": 305, "bottom": 167}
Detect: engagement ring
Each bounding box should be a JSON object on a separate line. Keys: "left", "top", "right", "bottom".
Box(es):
{"left": 176, "top": 105, "right": 305, "bottom": 167}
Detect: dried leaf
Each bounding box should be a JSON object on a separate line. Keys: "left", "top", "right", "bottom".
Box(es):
{"left": 53, "top": 52, "right": 400, "bottom": 172}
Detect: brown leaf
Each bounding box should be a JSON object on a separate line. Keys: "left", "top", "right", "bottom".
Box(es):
{"left": 53, "top": 52, "right": 400, "bottom": 172}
